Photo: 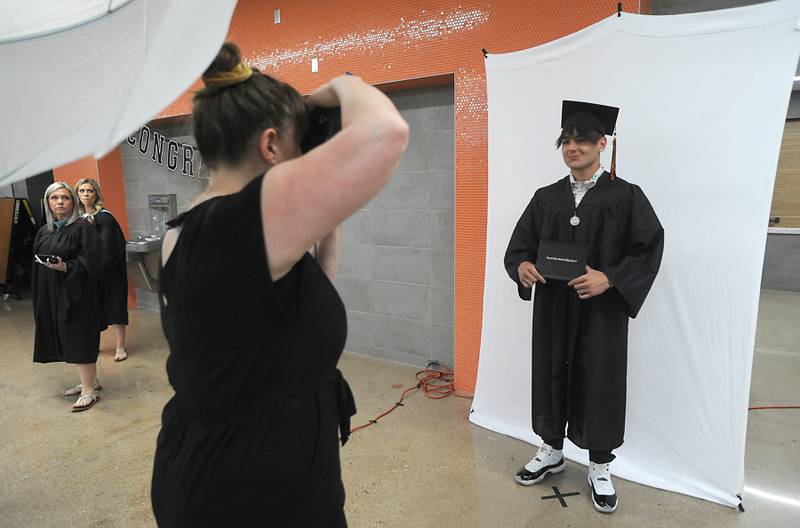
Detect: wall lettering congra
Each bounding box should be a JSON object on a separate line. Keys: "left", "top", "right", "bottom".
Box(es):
{"left": 126, "top": 126, "right": 204, "bottom": 178}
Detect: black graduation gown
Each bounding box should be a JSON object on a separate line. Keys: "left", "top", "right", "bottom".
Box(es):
{"left": 32, "top": 220, "right": 105, "bottom": 364}
{"left": 93, "top": 210, "right": 129, "bottom": 325}
{"left": 504, "top": 172, "right": 664, "bottom": 451}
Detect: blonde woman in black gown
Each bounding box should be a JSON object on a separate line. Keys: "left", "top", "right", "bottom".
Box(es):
{"left": 75, "top": 178, "right": 129, "bottom": 363}
{"left": 32, "top": 182, "right": 105, "bottom": 411}
{"left": 150, "top": 43, "right": 408, "bottom": 526}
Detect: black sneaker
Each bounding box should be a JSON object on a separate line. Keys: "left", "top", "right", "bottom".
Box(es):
{"left": 588, "top": 462, "right": 618, "bottom": 513}
{"left": 514, "top": 444, "right": 565, "bottom": 486}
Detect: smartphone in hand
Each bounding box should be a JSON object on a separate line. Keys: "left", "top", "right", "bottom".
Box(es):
{"left": 35, "top": 254, "right": 60, "bottom": 265}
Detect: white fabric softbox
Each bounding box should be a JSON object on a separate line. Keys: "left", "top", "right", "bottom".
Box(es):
{"left": 0, "top": 0, "right": 238, "bottom": 185}
{"left": 471, "top": 1, "right": 800, "bottom": 508}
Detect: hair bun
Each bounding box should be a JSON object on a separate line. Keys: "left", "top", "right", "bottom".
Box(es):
{"left": 204, "top": 42, "right": 242, "bottom": 78}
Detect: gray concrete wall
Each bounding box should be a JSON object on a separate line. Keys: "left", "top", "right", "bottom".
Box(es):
{"left": 121, "top": 119, "right": 206, "bottom": 240}
{"left": 336, "top": 85, "right": 455, "bottom": 369}
{"left": 121, "top": 119, "right": 206, "bottom": 310}
{"left": 762, "top": 234, "right": 800, "bottom": 292}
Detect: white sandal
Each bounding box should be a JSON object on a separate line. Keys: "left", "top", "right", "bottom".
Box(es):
{"left": 72, "top": 392, "right": 100, "bottom": 412}
{"left": 114, "top": 347, "right": 128, "bottom": 362}
{"left": 64, "top": 381, "right": 103, "bottom": 397}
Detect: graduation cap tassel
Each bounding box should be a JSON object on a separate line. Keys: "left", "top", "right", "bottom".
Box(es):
{"left": 610, "top": 133, "right": 617, "bottom": 181}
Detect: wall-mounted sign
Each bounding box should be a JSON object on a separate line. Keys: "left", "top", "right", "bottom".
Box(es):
{"left": 126, "top": 126, "right": 203, "bottom": 178}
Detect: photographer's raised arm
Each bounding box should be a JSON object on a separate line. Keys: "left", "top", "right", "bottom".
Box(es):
{"left": 262, "top": 75, "right": 409, "bottom": 280}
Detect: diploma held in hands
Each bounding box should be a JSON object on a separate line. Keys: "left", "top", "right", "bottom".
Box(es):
{"left": 535, "top": 240, "right": 589, "bottom": 282}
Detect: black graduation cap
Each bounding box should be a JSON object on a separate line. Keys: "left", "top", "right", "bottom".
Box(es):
{"left": 561, "top": 100, "right": 618, "bottom": 135}
{"left": 561, "top": 100, "right": 620, "bottom": 179}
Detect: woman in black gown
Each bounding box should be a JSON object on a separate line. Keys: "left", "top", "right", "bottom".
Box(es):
{"left": 75, "top": 178, "right": 130, "bottom": 363}
{"left": 150, "top": 43, "right": 408, "bottom": 527}
{"left": 32, "top": 182, "right": 105, "bottom": 411}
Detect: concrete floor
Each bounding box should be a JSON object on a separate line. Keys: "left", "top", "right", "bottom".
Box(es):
{"left": 0, "top": 290, "right": 798, "bottom": 527}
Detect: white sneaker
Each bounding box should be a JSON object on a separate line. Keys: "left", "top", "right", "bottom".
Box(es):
{"left": 514, "top": 443, "right": 565, "bottom": 485}
{"left": 588, "top": 462, "right": 618, "bottom": 513}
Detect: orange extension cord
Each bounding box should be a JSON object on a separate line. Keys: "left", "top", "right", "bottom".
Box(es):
{"left": 350, "top": 362, "right": 471, "bottom": 435}
{"left": 348, "top": 362, "right": 797, "bottom": 435}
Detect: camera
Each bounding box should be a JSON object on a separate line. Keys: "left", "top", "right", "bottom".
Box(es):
{"left": 300, "top": 106, "right": 342, "bottom": 153}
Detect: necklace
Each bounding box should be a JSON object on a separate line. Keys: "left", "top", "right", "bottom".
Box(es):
{"left": 568, "top": 166, "right": 604, "bottom": 227}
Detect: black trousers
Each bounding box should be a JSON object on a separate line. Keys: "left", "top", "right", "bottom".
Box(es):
{"left": 544, "top": 438, "right": 615, "bottom": 464}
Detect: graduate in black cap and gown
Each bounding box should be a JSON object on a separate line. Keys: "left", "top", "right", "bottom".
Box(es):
{"left": 504, "top": 100, "right": 664, "bottom": 513}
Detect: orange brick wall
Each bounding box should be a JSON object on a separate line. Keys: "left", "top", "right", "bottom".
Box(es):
{"left": 154, "top": 0, "right": 646, "bottom": 393}
{"left": 53, "top": 158, "right": 98, "bottom": 189}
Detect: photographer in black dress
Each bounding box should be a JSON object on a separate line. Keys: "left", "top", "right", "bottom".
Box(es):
{"left": 32, "top": 182, "right": 105, "bottom": 412}
{"left": 150, "top": 42, "right": 408, "bottom": 527}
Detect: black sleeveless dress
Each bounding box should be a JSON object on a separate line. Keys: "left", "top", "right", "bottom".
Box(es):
{"left": 151, "top": 174, "right": 355, "bottom": 527}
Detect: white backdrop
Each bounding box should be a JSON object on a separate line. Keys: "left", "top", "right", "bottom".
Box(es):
{"left": 471, "top": 1, "right": 800, "bottom": 508}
